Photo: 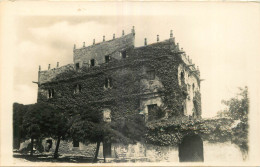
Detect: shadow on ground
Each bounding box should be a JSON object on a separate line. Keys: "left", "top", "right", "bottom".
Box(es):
{"left": 13, "top": 154, "right": 95, "bottom": 163}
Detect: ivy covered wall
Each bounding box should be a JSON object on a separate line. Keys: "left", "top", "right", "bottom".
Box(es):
{"left": 37, "top": 36, "right": 201, "bottom": 121}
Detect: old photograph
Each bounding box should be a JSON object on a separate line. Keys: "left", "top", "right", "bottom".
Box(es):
{"left": 1, "top": 1, "right": 260, "bottom": 166}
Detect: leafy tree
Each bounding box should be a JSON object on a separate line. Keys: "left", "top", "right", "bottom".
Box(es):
{"left": 13, "top": 103, "right": 28, "bottom": 150}
{"left": 69, "top": 105, "right": 146, "bottom": 163}
{"left": 21, "top": 103, "right": 67, "bottom": 156}
{"left": 219, "top": 86, "right": 249, "bottom": 122}
{"left": 217, "top": 86, "right": 249, "bottom": 158}
{"left": 69, "top": 107, "right": 104, "bottom": 162}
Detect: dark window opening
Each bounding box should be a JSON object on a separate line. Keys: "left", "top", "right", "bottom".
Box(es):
{"left": 52, "top": 89, "right": 54, "bottom": 97}
{"left": 48, "top": 89, "right": 54, "bottom": 98}
{"left": 181, "top": 72, "right": 185, "bottom": 85}
{"left": 147, "top": 104, "right": 158, "bottom": 121}
{"left": 73, "top": 139, "right": 79, "bottom": 147}
{"left": 193, "top": 100, "right": 199, "bottom": 118}
{"left": 147, "top": 70, "right": 155, "bottom": 80}
{"left": 74, "top": 84, "right": 82, "bottom": 94}
{"left": 48, "top": 89, "right": 52, "bottom": 98}
{"left": 181, "top": 104, "right": 185, "bottom": 116}
{"left": 105, "top": 78, "right": 112, "bottom": 88}
{"left": 75, "top": 63, "right": 80, "bottom": 70}
{"left": 91, "top": 59, "right": 95, "bottom": 66}
{"left": 105, "top": 55, "right": 110, "bottom": 63}
{"left": 121, "top": 50, "right": 127, "bottom": 59}
{"left": 45, "top": 139, "right": 53, "bottom": 152}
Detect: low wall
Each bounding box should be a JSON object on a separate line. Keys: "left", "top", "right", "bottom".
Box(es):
{"left": 18, "top": 139, "right": 244, "bottom": 163}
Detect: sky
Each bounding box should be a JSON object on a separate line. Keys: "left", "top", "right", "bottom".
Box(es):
{"left": 7, "top": 2, "right": 260, "bottom": 118}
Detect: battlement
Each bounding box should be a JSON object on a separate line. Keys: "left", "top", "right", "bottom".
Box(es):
{"left": 73, "top": 28, "right": 135, "bottom": 68}
{"left": 38, "top": 64, "right": 74, "bottom": 84}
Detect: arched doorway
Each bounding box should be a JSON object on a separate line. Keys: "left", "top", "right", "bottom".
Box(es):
{"left": 179, "top": 134, "right": 204, "bottom": 162}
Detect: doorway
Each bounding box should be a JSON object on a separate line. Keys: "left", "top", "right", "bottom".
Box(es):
{"left": 179, "top": 134, "right": 204, "bottom": 162}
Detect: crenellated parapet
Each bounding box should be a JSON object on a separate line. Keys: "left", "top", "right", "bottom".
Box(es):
{"left": 38, "top": 64, "right": 74, "bottom": 84}
{"left": 72, "top": 27, "right": 135, "bottom": 68}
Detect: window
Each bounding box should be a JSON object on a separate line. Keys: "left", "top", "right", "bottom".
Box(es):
{"left": 47, "top": 89, "right": 54, "bottom": 98}
{"left": 75, "top": 63, "right": 80, "bottom": 70}
{"left": 91, "top": 59, "right": 95, "bottom": 66}
{"left": 147, "top": 104, "right": 158, "bottom": 121}
{"left": 121, "top": 50, "right": 127, "bottom": 59}
{"left": 52, "top": 89, "right": 54, "bottom": 97}
{"left": 103, "top": 109, "right": 111, "bottom": 123}
{"left": 105, "top": 55, "right": 110, "bottom": 63}
{"left": 148, "top": 104, "right": 157, "bottom": 112}
{"left": 104, "top": 78, "right": 112, "bottom": 89}
{"left": 147, "top": 70, "right": 155, "bottom": 80}
{"left": 73, "top": 139, "right": 79, "bottom": 147}
{"left": 74, "top": 84, "right": 82, "bottom": 94}
{"left": 181, "top": 71, "right": 185, "bottom": 85}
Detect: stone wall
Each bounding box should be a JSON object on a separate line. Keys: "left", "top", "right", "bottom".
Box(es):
{"left": 73, "top": 33, "right": 135, "bottom": 67}
{"left": 178, "top": 63, "right": 201, "bottom": 116}
{"left": 38, "top": 64, "right": 74, "bottom": 84}
{"left": 19, "top": 138, "right": 244, "bottom": 163}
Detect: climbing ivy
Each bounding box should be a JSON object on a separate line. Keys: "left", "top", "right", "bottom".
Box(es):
{"left": 38, "top": 44, "right": 190, "bottom": 121}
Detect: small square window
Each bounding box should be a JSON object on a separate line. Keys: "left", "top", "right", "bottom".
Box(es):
{"left": 121, "top": 51, "right": 127, "bottom": 59}
{"left": 91, "top": 59, "right": 95, "bottom": 66}
{"left": 75, "top": 63, "right": 80, "bottom": 70}
{"left": 73, "top": 139, "right": 79, "bottom": 147}
{"left": 147, "top": 70, "right": 155, "bottom": 80}
{"left": 105, "top": 55, "right": 110, "bottom": 63}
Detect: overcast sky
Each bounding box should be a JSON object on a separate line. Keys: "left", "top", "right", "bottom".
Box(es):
{"left": 8, "top": 2, "right": 260, "bottom": 118}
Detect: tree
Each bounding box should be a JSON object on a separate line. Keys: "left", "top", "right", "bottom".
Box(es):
{"left": 69, "top": 107, "right": 104, "bottom": 163}
{"left": 69, "top": 105, "right": 146, "bottom": 163}
{"left": 217, "top": 86, "right": 249, "bottom": 158}
{"left": 21, "top": 103, "right": 64, "bottom": 156}
{"left": 13, "top": 103, "right": 28, "bottom": 150}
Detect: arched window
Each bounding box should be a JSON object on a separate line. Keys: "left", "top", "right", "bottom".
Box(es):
{"left": 104, "top": 78, "right": 112, "bottom": 89}
{"left": 47, "top": 89, "right": 54, "bottom": 98}
{"left": 74, "top": 84, "right": 82, "bottom": 94}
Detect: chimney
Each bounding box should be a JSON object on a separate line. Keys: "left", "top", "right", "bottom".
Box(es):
{"left": 39, "top": 65, "right": 41, "bottom": 71}
{"left": 103, "top": 36, "right": 105, "bottom": 42}
{"left": 93, "top": 39, "right": 95, "bottom": 45}
{"left": 113, "top": 34, "right": 115, "bottom": 39}
{"left": 73, "top": 44, "right": 76, "bottom": 50}
{"left": 57, "top": 62, "right": 59, "bottom": 68}
{"left": 122, "top": 30, "right": 125, "bottom": 36}
{"left": 132, "top": 26, "right": 135, "bottom": 36}
{"left": 157, "top": 35, "right": 159, "bottom": 42}
{"left": 197, "top": 66, "right": 199, "bottom": 71}
{"left": 48, "top": 64, "right": 51, "bottom": 70}
{"left": 144, "top": 38, "right": 147, "bottom": 46}
{"left": 83, "top": 42, "right": 85, "bottom": 47}
{"left": 170, "top": 30, "right": 173, "bottom": 38}
{"left": 176, "top": 43, "right": 179, "bottom": 50}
